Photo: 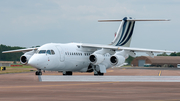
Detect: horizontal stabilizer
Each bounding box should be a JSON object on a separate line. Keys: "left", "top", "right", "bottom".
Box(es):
{"left": 98, "top": 19, "right": 170, "bottom": 22}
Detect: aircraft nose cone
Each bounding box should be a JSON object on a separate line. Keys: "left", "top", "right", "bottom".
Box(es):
{"left": 28, "top": 56, "right": 37, "bottom": 68}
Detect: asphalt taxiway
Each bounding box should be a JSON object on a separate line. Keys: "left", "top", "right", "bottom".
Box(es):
{"left": 39, "top": 75, "right": 180, "bottom": 82}
{"left": 0, "top": 67, "right": 180, "bottom": 101}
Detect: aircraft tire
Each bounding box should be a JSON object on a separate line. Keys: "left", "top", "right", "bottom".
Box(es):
{"left": 63, "top": 71, "right": 72, "bottom": 75}
{"left": 99, "top": 73, "right": 104, "bottom": 76}
{"left": 35, "top": 71, "right": 42, "bottom": 75}
{"left": 35, "top": 71, "right": 39, "bottom": 75}
{"left": 94, "top": 72, "right": 104, "bottom": 76}
{"left": 39, "top": 72, "right": 42, "bottom": 75}
{"left": 94, "top": 74, "right": 98, "bottom": 76}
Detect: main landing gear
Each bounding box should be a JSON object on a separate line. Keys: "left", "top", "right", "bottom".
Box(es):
{"left": 63, "top": 71, "right": 72, "bottom": 76}
{"left": 94, "top": 71, "right": 104, "bottom": 76}
{"left": 93, "top": 65, "right": 104, "bottom": 76}
{"left": 35, "top": 70, "right": 42, "bottom": 75}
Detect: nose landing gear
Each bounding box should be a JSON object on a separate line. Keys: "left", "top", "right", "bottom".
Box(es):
{"left": 35, "top": 69, "right": 42, "bottom": 75}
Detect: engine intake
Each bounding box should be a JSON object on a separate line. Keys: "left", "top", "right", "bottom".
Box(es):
{"left": 20, "top": 55, "right": 31, "bottom": 65}
{"left": 89, "top": 54, "right": 104, "bottom": 65}
{"left": 110, "top": 55, "right": 125, "bottom": 66}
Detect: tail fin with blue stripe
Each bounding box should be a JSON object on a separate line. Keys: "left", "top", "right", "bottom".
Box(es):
{"left": 98, "top": 17, "right": 170, "bottom": 47}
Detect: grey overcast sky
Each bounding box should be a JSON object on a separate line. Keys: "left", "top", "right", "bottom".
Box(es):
{"left": 0, "top": 0, "right": 180, "bottom": 52}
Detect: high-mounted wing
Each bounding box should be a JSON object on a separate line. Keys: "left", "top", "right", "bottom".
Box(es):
{"left": 81, "top": 43, "right": 174, "bottom": 53}
{"left": 2, "top": 48, "right": 38, "bottom": 53}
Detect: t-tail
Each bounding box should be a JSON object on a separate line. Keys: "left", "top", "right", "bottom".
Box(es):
{"left": 99, "top": 17, "right": 170, "bottom": 47}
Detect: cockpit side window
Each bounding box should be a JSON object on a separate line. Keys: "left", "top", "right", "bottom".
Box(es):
{"left": 46, "top": 50, "right": 51, "bottom": 55}
{"left": 38, "top": 50, "right": 46, "bottom": 54}
{"left": 51, "top": 50, "right": 55, "bottom": 55}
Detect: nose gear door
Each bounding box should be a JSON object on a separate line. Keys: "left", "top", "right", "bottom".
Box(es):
{"left": 56, "top": 46, "right": 65, "bottom": 62}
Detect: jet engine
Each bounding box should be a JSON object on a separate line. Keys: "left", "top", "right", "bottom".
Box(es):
{"left": 110, "top": 55, "right": 125, "bottom": 66}
{"left": 89, "top": 54, "right": 104, "bottom": 65}
{"left": 20, "top": 55, "right": 32, "bottom": 65}
{"left": 20, "top": 50, "right": 35, "bottom": 65}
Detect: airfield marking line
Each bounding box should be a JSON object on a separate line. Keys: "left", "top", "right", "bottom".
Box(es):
{"left": 107, "top": 70, "right": 114, "bottom": 72}
{"left": 0, "top": 82, "right": 118, "bottom": 89}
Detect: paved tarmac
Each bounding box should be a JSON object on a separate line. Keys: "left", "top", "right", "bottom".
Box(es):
{"left": 40, "top": 75, "right": 180, "bottom": 82}
{"left": 0, "top": 67, "right": 180, "bottom": 101}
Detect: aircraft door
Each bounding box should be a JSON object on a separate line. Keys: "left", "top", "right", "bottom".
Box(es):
{"left": 56, "top": 46, "right": 65, "bottom": 62}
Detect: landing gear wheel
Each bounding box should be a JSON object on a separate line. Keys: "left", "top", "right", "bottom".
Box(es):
{"left": 35, "top": 71, "right": 42, "bottom": 75}
{"left": 94, "top": 73, "right": 98, "bottom": 76}
{"left": 63, "top": 71, "right": 72, "bottom": 76}
{"left": 99, "top": 72, "right": 104, "bottom": 76}
{"left": 35, "top": 71, "right": 39, "bottom": 75}
{"left": 39, "top": 72, "right": 42, "bottom": 75}
{"left": 94, "top": 71, "right": 104, "bottom": 76}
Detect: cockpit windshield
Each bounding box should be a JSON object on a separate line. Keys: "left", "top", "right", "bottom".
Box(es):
{"left": 36, "top": 50, "right": 55, "bottom": 55}
{"left": 46, "top": 50, "right": 51, "bottom": 54}
{"left": 39, "top": 50, "right": 46, "bottom": 54}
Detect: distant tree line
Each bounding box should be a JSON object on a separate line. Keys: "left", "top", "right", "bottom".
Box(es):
{"left": 126, "top": 56, "right": 134, "bottom": 65}
{"left": 157, "top": 52, "right": 180, "bottom": 56}
{"left": 0, "top": 44, "right": 24, "bottom": 61}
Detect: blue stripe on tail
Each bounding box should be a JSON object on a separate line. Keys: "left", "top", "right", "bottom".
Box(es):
{"left": 115, "top": 17, "right": 135, "bottom": 46}
{"left": 118, "top": 21, "right": 132, "bottom": 44}
{"left": 119, "top": 22, "right": 135, "bottom": 46}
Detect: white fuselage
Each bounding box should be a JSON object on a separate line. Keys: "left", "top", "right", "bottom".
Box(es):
{"left": 28, "top": 43, "right": 112, "bottom": 72}
{"left": 2, "top": 17, "right": 173, "bottom": 75}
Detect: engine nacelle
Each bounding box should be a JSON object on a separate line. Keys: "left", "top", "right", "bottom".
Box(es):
{"left": 89, "top": 54, "right": 104, "bottom": 65}
{"left": 110, "top": 55, "right": 125, "bottom": 66}
{"left": 20, "top": 55, "right": 32, "bottom": 65}
{"left": 20, "top": 50, "right": 36, "bottom": 65}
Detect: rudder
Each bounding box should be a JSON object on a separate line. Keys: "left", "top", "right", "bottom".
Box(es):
{"left": 111, "top": 17, "right": 135, "bottom": 47}
{"left": 98, "top": 17, "right": 169, "bottom": 47}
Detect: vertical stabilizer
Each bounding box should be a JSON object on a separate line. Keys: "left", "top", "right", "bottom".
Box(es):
{"left": 111, "top": 17, "right": 135, "bottom": 47}
{"left": 98, "top": 17, "right": 169, "bottom": 47}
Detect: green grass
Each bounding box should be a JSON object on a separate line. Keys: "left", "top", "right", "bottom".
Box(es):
{"left": 0, "top": 65, "right": 36, "bottom": 74}
{"left": 6, "top": 65, "right": 34, "bottom": 68}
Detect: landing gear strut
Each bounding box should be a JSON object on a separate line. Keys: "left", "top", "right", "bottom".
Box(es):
{"left": 93, "top": 66, "right": 104, "bottom": 76}
{"left": 35, "top": 70, "right": 42, "bottom": 75}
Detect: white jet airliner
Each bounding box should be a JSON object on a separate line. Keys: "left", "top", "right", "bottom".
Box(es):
{"left": 3, "top": 17, "right": 174, "bottom": 76}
